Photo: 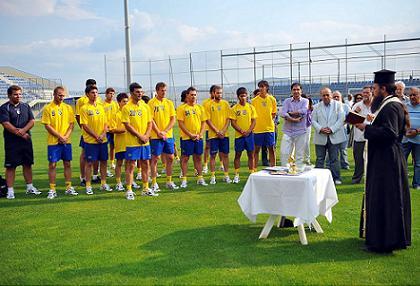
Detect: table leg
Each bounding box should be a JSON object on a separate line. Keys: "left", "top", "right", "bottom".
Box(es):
{"left": 311, "top": 219, "right": 324, "bottom": 233}
{"left": 297, "top": 224, "right": 308, "bottom": 245}
{"left": 259, "top": 215, "right": 279, "bottom": 239}
{"left": 277, "top": 216, "right": 286, "bottom": 228}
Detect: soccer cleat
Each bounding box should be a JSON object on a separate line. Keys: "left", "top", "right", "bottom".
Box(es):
{"left": 166, "top": 181, "right": 179, "bottom": 190}
{"left": 65, "top": 187, "right": 78, "bottom": 196}
{"left": 180, "top": 180, "right": 188, "bottom": 188}
{"left": 233, "top": 175, "right": 240, "bottom": 184}
{"left": 194, "top": 169, "right": 199, "bottom": 176}
{"left": 131, "top": 181, "right": 141, "bottom": 189}
{"left": 136, "top": 173, "right": 142, "bottom": 181}
{"left": 202, "top": 165, "right": 208, "bottom": 174}
{"left": 91, "top": 176, "right": 101, "bottom": 184}
{"left": 152, "top": 182, "right": 160, "bottom": 192}
{"left": 47, "top": 191, "right": 57, "bottom": 199}
{"left": 100, "top": 184, "right": 113, "bottom": 192}
{"left": 80, "top": 178, "right": 86, "bottom": 187}
{"left": 26, "top": 186, "right": 41, "bottom": 195}
{"left": 106, "top": 170, "right": 114, "bottom": 178}
{"left": 115, "top": 182, "right": 125, "bottom": 192}
{"left": 6, "top": 192, "right": 15, "bottom": 200}
{"left": 126, "top": 191, "right": 135, "bottom": 200}
{"left": 197, "top": 178, "right": 208, "bottom": 186}
{"left": 141, "top": 189, "right": 159, "bottom": 197}
{"left": 86, "top": 186, "right": 94, "bottom": 195}
{"left": 210, "top": 176, "right": 216, "bottom": 185}
{"left": 223, "top": 176, "right": 232, "bottom": 184}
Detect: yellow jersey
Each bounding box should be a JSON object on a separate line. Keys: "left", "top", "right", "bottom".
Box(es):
{"left": 79, "top": 102, "right": 108, "bottom": 144}
{"left": 230, "top": 102, "right": 258, "bottom": 138}
{"left": 41, "top": 101, "right": 75, "bottom": 145}
{"left": 121, "top": 100, "right": 152, "bottom": 147}
{"left": 103, "top": 100, "right": 119, "bottom": 130}
{"left": 148, "top": 97, "right": 176, "bottom": 139}
{"left": 113, "top": 109, "right": 126, "bottom": 153}
{"left": 176, "top": 103, "right": 207, "bottom": 140}
{"left": 205, "top": 99, "right": 231, "bottom": 139}
{"left": 251, "top": 94, "right": 277, "bottom": 133}
{"left": 75, "top": 95, "right": 103, "bottom": 116}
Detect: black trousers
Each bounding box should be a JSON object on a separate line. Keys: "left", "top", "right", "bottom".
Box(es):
{"left": 352, "top": 141, "right": 365, "bottom": 183}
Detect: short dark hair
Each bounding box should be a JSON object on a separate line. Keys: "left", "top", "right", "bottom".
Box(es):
{"left": 105, "top": 87, "right": 115, "bottom": 94}
{"left": 363, "top": 85, "right": 372, "bottom": 91}
{"left": 85, "top": 85, "right": 98, "bottom": 94}
{"left": 186, "top": 86, "right": 197, "bottom": 94}
{"left": 116, "top": 92, "right": 129, "bottom": 102}
{"left": 236, "top": 87, "right": 248, "bottom": 97}
{"left": 7, "top": 85, "right": 22, "bottom": 96}
{"left": 53, "top": 86, "right": 65, "bottom": 95}
{"left": 141, "top": 95, "right": 150, "bottom": 103}
{"left": 85, "top": 79, "right": 96, "bottom": 86}
{"left": 181, "top": 90, "right": 188, "bottom": 103}
{"left": 253, "top": 89, "right": 259, "bottom": 97}
{"left": 155, "top": 82, "right": 166, "bottom": 91}
{"left": 291, "top": 82, "right": 302, "bottom": 91}
{"left": 129, "top": 82, "right": 142, "bottom": 93}
{"left": 209, "top": 84, "right": 222, "bottom": 93}
{"left": 257, "top": 80, "right": 269, "bottom": 90}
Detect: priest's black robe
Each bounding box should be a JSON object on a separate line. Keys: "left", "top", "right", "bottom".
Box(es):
{"left": 363, "top": 98, "right": 411, "bottom": 252}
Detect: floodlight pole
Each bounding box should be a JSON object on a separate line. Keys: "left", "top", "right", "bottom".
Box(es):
{"left": 124, "top": 0, "right": 132, "bottom": 88}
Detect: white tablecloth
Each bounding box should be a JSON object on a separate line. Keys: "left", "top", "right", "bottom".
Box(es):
{"left": 238, "top": 168, "right": 339, "bottom": 226}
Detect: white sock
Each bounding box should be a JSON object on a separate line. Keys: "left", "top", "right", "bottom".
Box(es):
{"left": 7, "top": 187, "right": 14, "bottom": 193}
{"left": 26, "top": 183, "right": 33, "bottom": 190}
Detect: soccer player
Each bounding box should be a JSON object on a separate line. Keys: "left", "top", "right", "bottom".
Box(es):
{"left": 252, "top": 80, "right": 278, "bottom": 168}
{"left": 205, "top": 85, "right": 232, "bottom": 184}
{"left": 80, "top": 85, "right": 112, "bottom": 194}
{"left": 42, "top": 86, "right": 78, "bottom": 199}
{"left": 148, "top": 82, "right": 179, "bottom": 191}
{"left": 103, "top": 87, "right": 119, "bottom": 176}
{"left": 176, "top": 87, "right": 208, "bottom": 188}
{"left": 230, "top": 87, "right": 257, "bottom": 183}
{"left": 122, "top": 82, "right": 157, "bottom": 200}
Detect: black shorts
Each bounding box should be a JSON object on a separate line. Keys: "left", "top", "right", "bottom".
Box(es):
{"left": 4, "top": 138, "right": 34, "bottom": 168}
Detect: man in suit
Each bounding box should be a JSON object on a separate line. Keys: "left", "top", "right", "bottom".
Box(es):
{"left": 311, "top": 87, "right": 346, "bottom": 184}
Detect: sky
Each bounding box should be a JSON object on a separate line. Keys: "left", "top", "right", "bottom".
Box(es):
{"left": 1, "top": 0, "right": 420, "bottom": 91}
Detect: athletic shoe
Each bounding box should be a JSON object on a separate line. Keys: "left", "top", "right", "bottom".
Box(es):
{"left": 141, "top": 189, "right": 159, "bottom": 197}
{"left": 202, "top": 165, "right": 208, "bottom": 174}
{"left": 197, "top": 178, "right": 208, "bottom": 186}
{"left": 111, "top": 163, "right": 116, "bottom": 170}
{"left": 100, "top": 184, "right": 113, "bottom": 192}
{"left": 166, "top": 181, "right": 179, "bottom": 190}
{"left": 152, "top": 182, "right": 160, "bottom": 192}
{"left": 106, "top": 170, "right": 114, "bottom": 178}
{"left": 91, "top": 176, "right": 101, "bottom": 184}
{"left": 80, "top": 178, "right": 86, "bottom": 187}
{"left": 136, "top": 173, "right": 142, "bottom": 181}
{"left": 116, "top": 182, "right": 125, "bottom": 191}
{"left": 180, "top": 180, "right": 188, "bottom": 188}
{"left": 131, "top": 181, "right": 141, "bottom": 189}
{"left": 26, "top": 186, "right": 41, "bottom": 195}
{"left": 65, "top": 187, "right": 78, "bottom": 196}
{"left": 126, "top": 191, "right": 135, "bottom": 200}
{"left": 179, "top": 171, "right": 184, "bottom": 179}
{"left": 6, "top": 192, "right": 15, "bottom": 200}
{"left": 233, "top": 175, "right": 240, "bottom": 184}
{"left": 210, "top": 176, "right": 216, "bottom": 185}
{"left": 47, "top": 190, "right": 57, "bottom": 199}
{"left": 86, "top": 186, "right": 94, "bottom": 195}
{"left": 223, "top": 176, "right": 232, "bottom": 184}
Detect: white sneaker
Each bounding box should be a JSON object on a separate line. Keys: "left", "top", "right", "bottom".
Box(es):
{"left": 197, "top": 178, "right": 208, "bottom": 186}
{"left": 166, "top": 181, "right": 179, "bottom": 190}
{"left": 223, "top": 176, "right": 232, "bottom": 184}
{"left": 100, "top": 184, "right": 113, "bottom": 192}
{"left": 106, "top": 170, "right": 114, "bottom": 178}
{"left": 180, "top": 180, "right": 188, "bottom": 188}
{"left": 65, "top": 187, "right": 78, "bottom": 196}
{"left": 47, "top": 190, "right": 57, "bottom": 199}
{"left": 126, "top": 191, "right": 135, "bottom": 200}
{"left": 136, "top": 173, "right": 142, "bottom": 181}
{"left": 131, "top": 181, "right": 141, "bottom": 189}
{"left": 152, "top": 182, "right": 160, "bottom": 192}
{"left": 6, "top": 192, "right": 15, "bottom": 200}
{"left": 141, "top": 189, "right": 159, "bottom": 197}
{"left": 116, "top": 183, "right": 125, "bottom": 191}
{"left": 202, "top": 165, "right": 208, "bottom": 174}
{"left": 26, "top": 186, "right": 41, "bottom": 195}
{"left": 210, "top": 176, "right": 216, "bottom": 185}
{"left": 194, "top": 169, "right": 199, "bottom": 176}
{"left": 86, "top": 186, "right": 94, "bottom": 195}
{"left": 233, "top": 175, "right": 240, "bottom": 184}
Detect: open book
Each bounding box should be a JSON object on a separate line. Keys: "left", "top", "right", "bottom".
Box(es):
{"left": 345, "top": 111, "right": 366, "bottom": 124}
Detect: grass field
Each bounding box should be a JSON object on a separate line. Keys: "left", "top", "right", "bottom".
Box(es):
{"left": 0, "top": 123, "right": 419, "bottom": 285}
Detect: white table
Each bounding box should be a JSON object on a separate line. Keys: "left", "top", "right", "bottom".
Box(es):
{"left": 238, "top": 168, "right": 338, "bottom": 245}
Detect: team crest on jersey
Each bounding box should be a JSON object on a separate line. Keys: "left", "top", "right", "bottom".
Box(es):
{"left": 217, "top": 106, "right": 221, "bottom": 111}
{"left": 51, "top": 110, "right": 55, "bottom": 116}
{"left": 262, "top": 101, "right": 267, "bottom": 107}
{"left": 96, "top": 109, "right": 100, "bottom": 115}
{"left": 242, "top": 110, "right": 247, "bottom": 115}
{"left": 137, "top": 110, "right": 142, "bottom": 116}
{"left": 58, "top": 109, "right": 63, "bottom": 116}
{"left": 185, "top": 110, "right": 190, "bottom": 116}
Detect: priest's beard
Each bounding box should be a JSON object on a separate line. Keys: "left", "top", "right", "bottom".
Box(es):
{"left": 371, "top": 93, "right": 385, "bottom": 113}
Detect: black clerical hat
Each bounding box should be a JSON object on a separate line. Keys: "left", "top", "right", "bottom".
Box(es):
{"left": 373, "top": 69, "right": 396, "bottom": 84}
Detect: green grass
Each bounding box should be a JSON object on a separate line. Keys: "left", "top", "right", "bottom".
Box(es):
{"left": 0, "top": 123, "right": 419, "bottom": 285}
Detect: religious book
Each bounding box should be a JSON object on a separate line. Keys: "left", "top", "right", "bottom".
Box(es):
{"left": 345, "top": 111, "right": 366, "bottom": 124}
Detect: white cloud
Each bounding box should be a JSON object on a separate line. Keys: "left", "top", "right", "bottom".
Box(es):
{"left": 177, "top": 24, "right": 217, "bottom": 43}
{"left": 0, "top": 0, "right": 55, "bottom": 16}
{"left": 131, "top": 10, "right": 155, "bottom": 31}
{"left": 55, "top": 0, "right": 99, "bottom": 20}
{"left": 0, "top": 37, "right": 94, "bottom": 54}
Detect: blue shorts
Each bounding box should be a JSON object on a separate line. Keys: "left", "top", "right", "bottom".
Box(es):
{"left": 150, "top": 138, "right": 175, "bottom": 156}
{"left": 180, "top": 139, "right": 204, "bottom": 156}
{"left": 79, "top": 136, "right": 85, "bottom": 148}
{"left": 125, "top": 146, "right": 151, "bottom": 161}
{"left": 254, "top": 132, "right": 275, "bottom": 147}
{"left": 48, "top": 144, "right": 72, "bottom": 163}
{"left": 84, "top": 143, "right": 108, "bottom": 162}
{"left": 235, "top": 133, "right": 255, "bottom": 152}
{"left": 209, "top": 137, "right": 229, "bottom": 155}
{"left": 106, "top": 132, "right": 114, "bottom": 147}
{"left": 115, "top": 151, "right": 126, "bottom": 160}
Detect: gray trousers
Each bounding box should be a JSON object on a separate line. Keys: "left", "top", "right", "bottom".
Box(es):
{"left": 315, "top": 137, "right": 341, "bottom": 181}
{"left": 352, "top": 141, "right": 366, "bottom": 183}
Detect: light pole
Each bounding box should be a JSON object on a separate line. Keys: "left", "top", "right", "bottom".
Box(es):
{"left": 124, "top": 0, "right": 132, "bottom": 88}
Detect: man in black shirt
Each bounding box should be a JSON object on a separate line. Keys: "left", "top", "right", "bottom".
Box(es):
{"left": 0, "top": 85, "right": 41, "bottom": 199}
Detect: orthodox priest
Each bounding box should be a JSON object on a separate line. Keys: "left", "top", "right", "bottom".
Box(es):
{"left": 355, "top": 69, "right": 411, "bottom": 253}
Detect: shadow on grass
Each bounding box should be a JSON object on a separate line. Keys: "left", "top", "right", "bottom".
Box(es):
{"left": 58, "top": 224, "right": 376, "bottom": 280}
